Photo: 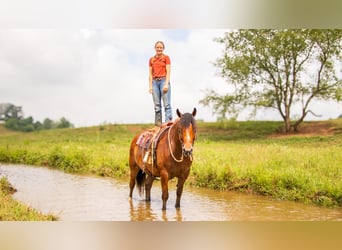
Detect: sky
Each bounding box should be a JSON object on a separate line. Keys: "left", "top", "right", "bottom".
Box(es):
{"left": 1, "top": 29, "right": 341, "bottom": 127}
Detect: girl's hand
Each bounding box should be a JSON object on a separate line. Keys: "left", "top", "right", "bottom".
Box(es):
{"left": 162, "top": 84, "right": 169, "bottom": 93}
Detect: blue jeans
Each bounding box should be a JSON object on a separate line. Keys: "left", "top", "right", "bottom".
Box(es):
{"left": 152, "top": 78, "right": 172, "bottom": 125}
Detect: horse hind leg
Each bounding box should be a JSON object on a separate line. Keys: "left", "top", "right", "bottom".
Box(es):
{"left": 129, "top": 165, "right": 139, "bottom": 199}
{"left": 145, "top": 175, "right": 154, "bottom": 201}
{"left": 129, "top": 166, "right": 146, "bottom": 200}
{"left": 129, "top": 154, "right": 144, "bottom": 198}
{"left": 136, "top": 169, "right": 146, "bottom": 197}
{"left": 129, "top": 142, "right": 139, "bottom": 199}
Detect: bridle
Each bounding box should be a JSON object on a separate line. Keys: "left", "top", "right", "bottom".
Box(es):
{"left": 167, "top": 121, "right": 196, "bottom": 162}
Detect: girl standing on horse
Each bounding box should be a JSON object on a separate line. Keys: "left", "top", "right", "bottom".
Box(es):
{"left": 149, "top": 41, "right": 172, "bottom": 126}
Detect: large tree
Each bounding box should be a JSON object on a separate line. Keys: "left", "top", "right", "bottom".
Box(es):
{"left": 201, "top": 29, "right": 342, "bottom": 132}
{"left": 0, "top": 103, "right": 23, "bottom": 120}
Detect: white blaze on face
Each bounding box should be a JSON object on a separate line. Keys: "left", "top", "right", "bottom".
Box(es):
{"left": 183, "top": 123, "right": 194, "bottom": 151}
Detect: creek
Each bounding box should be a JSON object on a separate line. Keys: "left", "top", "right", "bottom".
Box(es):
{"left": 1, "top": 164, "right": 341, "bottom": 221}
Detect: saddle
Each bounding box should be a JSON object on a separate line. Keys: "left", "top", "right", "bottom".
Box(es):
{"left": 136, "top": 122, "right": 173, "bottom": 166}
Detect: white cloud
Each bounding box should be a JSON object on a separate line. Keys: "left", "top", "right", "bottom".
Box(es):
{"left": 0, "top": 29, "right": 341, "bottom": 127}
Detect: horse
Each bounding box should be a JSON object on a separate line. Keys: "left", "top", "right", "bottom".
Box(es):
{"left": 129, "top": 108, "right": 197, "bottom": 210}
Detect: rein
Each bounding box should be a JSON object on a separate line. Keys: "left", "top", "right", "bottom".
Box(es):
{"left": 167, "top": 123, "right": 184, "bottom": 163}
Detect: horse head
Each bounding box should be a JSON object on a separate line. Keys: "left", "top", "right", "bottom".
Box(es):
{"left": 176, "top": 108, "right": 197, "bottom": 158}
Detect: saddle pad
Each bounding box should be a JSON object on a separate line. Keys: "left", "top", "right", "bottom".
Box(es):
{"left": 136, "top": 131, "right": 154, "bottom": 149}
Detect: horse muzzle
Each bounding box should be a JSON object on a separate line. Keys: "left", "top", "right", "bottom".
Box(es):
{"left": 182, "top": 146, "right": 193, "bottom": 159}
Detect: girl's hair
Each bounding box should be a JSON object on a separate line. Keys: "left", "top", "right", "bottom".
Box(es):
{"left": 154, "top": 41, "right": 165, "bottom": 49}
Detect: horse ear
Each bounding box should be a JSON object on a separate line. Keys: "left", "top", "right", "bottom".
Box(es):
{"left": 192, "top": 108, "right": 197, "bottom": 117}
{"left": 176, "top": 109, "right": 182, "bottom": 118}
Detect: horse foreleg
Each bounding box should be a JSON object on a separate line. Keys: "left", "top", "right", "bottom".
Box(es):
{"left": 175, "top": 178, "right": 186, "bottom": 208}
{"left": 160, "top": 170, "right": 169, "bottom": 210}
{"left": 145, "top": 175, "right": 154, "bottom": 201}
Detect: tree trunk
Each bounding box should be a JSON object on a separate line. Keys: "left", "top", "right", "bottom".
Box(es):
{"left": 293, "top": 123, "right": 300, "bottom": 132}
{"left": 284, "top": 116, "right": 292, "bottom": 133}
{"left": 283, "top": 104, "right": 292, "bottom": 132}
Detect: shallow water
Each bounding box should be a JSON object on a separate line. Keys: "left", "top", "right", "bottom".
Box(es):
{"left": 0, "top": 164, "right": 341, "bottom": 221}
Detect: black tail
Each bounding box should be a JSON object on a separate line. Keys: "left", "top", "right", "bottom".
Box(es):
{"left": 136, "top": 169, "right": 146, "bottom": 197}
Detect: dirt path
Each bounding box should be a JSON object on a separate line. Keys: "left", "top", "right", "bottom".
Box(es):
{"left": 268, "top": 121, "right": 336, "bottom": 138}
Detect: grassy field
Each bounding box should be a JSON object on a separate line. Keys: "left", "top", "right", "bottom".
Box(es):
{"left": 0, "top": 177, "right": 57, "bottom": 220}
{"left": 0, "top": 119, "right": 342, "bottom": 211}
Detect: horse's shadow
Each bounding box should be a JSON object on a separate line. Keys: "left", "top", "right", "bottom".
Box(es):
{"left": 129, "top": 198, "right": 183, "bottom": 221}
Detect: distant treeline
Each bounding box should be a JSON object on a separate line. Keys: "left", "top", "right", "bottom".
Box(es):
{"left": 0, "top": 103, "right": 73, "bottom": 132}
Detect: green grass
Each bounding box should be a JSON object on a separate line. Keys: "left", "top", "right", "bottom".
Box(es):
{"left": 0, "top": 119, "right": 342, "bottom": 210}
{"left": 0, "top": 177, "right": 57, "bottom": 221}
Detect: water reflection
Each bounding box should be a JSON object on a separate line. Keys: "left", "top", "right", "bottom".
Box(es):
{"left": 128, "top": 198, "right": 183, "bottom": 221}
{"left": 1, "top": 164, "right": 341, "bottom": 221}
{"left": 129, "top": 199, "right": 157, "bottom": 221}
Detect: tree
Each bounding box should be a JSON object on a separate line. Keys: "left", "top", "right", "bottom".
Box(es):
{"left": 201, "top": 29, "right": 342, "bottom": 132}
{"left": 5, "top": 116, "right": 34, "bottom": 132}
{"left": 0, "top": 103, "right": 23, "bottom": 120}
{"left": 0, "top": 103, "right": 74, "bottom": 132}
{"left": 34, "top": 121, "right": 43, "bottom": 131}
{"left": 56, "top": 117, "right": 73, "bottom": 129}
{"left": 43, "top": 118, "right": 54, "bottom": 129}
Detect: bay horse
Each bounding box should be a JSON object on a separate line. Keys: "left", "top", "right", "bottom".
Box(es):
{"left": 129, "top": 108, "right": 197, "bottom": 210}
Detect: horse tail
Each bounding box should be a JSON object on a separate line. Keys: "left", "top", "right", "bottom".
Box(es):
{"left": 136, "top": 169, "right": 146, "bottom": 197}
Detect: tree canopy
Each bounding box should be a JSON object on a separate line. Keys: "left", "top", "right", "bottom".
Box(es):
{"left": 0, "top": 103, "right": 23, "bottom": 120}
{"left": 201, "top": 29, "right": 342, "bottom": 132}
{"left": 0, "top": 103, "right": 73, "bottom": 132}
